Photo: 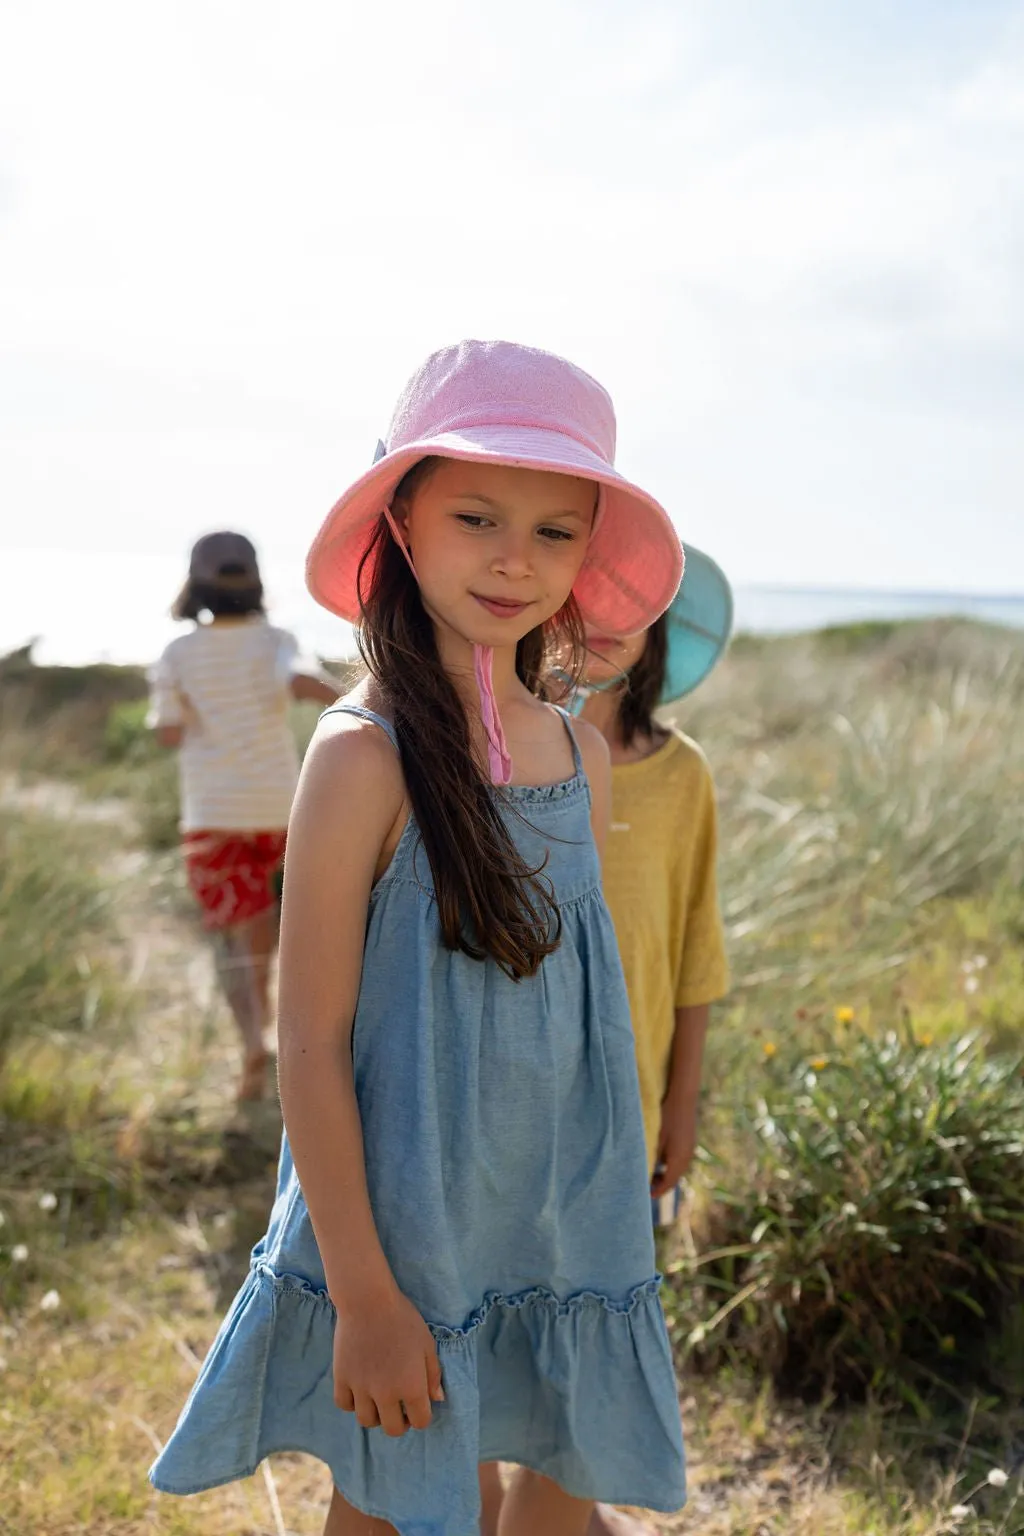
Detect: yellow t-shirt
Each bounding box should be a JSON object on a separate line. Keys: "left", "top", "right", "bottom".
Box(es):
{"left": 602, "top": 727, "right": 730, "bottom": 1171}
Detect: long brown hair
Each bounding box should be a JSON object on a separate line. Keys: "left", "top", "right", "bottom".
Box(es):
{"left": 617, "top": 614, "right": 668, "bottom": 747}
{"left": 357, "top": 461, "right": 587, "bottom": 981}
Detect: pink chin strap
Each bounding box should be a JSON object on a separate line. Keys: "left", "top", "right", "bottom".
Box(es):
{"left": 472, "top": 642, "right": 513, "bottom": 786}
{"left": 382, "top": 505, "right": 513, "bottom": 787}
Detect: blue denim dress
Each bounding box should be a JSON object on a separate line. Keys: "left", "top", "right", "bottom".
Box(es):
{"left": 150, "top": 705, "right": 686, "bottom": 1534}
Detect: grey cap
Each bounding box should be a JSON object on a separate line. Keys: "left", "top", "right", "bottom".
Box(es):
{"left": 188, "top": 531, "right": 260, "bottom": 588}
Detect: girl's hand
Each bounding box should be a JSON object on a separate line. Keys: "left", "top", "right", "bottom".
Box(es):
{"left": 332, "top": 1289, "right": 444, "bottom": 1436}
{"left": 651, "top": 1092, "right": 698, "bottom": 1198}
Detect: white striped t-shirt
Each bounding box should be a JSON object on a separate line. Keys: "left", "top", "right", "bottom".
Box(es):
{"left": 147, "top": 618, "right": 303, "bottom": 833}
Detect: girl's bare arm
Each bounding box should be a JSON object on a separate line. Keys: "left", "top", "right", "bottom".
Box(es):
{"left": 574, "top": 719, "right": 612, "bottom": 860}
{"left": 276, "top": 714, "right": 404, "bottom": 1309}
{"left": 277, "top": 714, "right": 443, "bottom": 1434}
{"left": 289, "top": 671, "right": 340, "bottom": 706}
{"left": 650, "top": 1003, "right": 711, "bottom": 1195}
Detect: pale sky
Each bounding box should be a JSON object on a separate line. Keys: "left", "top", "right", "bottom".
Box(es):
{"left": 2, "top": 0, "right": 1023, "bottom": 663}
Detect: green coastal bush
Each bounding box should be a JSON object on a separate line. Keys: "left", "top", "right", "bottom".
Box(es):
{"left": 0, "top": 810, "right": 124, "bottom": 1063}
{"left": 673, "top": 1026, "right": 1024, "bottom": 1410}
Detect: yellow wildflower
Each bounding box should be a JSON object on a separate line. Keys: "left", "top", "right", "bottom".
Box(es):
{"left": 834, "top": 1006, "right": 855, "bottom": 1025}
{"left": 939, "top": 1335, "right": 956, "bottom": 1353}
{"left": 809, "top": 1056, "right": 828, "bottom": 1071}
{"left": 763, "top": 1041, "right": 777, "bottom": 1058}
{"left": 919, "top": 1033, "right": 934, "bottom": 1048}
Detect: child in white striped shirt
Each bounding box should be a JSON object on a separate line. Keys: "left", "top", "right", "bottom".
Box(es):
{"left": 148, "top": 531, "right": 337, "bottom": 1100}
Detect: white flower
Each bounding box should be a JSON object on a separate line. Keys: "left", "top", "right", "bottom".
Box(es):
{"left": 38, "top": 1290, "right": 61, "bottom": 1312}
{"left": 10, "top": 1245, "right": 28, "bottom": 1264}
{"left": 973, "top": 955, "right": 989, "bottom": 970}
{"left": 987, "top": 1468, "right": 1009, "bottom": 1488}
{"left": 38, "top": 1192, "right": 58, "bottom": 1212}
{"left": 965, "top": 975, "right": 980, "bottom": 995}
{"left": 949, "top": 1505, "right": 973, "bottom": 1521}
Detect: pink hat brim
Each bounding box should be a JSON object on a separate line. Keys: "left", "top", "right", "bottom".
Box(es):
{"left": 306, "top": 424, "right": 683, "bottom": 635}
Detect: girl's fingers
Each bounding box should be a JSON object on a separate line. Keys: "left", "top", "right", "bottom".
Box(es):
{"left": 335, "top": 1380, "right": 356, "bottom": 1413}
{"left": 353, "top": 1390, "right": 381, "bottom": 1430}
{"left": 377, "top": 1398, "right": 410, "bottom": 1438}
{"left": 401, "top": 1388, "right": 433, "bottom": 1431}
{"left": 426, "top": 1349, "right": 445, "bottom": 1403}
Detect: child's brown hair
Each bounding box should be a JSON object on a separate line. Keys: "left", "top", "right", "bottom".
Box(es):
{"left": 617, "top": 616, "right": 668, "bottom": 746}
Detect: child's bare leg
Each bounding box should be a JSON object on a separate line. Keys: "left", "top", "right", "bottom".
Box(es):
{"left": 480, "top": 1464, "right": 654, "bottom": 1536}
{"left": 323, "top": 1485, "right": 397, "bottom": 1535}
{"left": 212, "top": 918, "right": 270, "bottom": 1096}
{"left": 589, "top": 1504, "right": 658, "bottom": 1534}
{"left": 498, "top": 1467, "right": 593, "bottom": 1536}
{"left": 479, "top": 1460, "right": 505, "bottom": 1536}
{"left": 248, "top": 904, "right": 277, "bottom": 1034}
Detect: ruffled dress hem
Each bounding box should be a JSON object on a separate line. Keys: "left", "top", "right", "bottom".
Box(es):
{"left": 149, "top": 1263, "right": 687, "bottom": 1533}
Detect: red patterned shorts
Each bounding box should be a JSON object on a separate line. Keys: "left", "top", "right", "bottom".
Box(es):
{"left": 182, "top": 831, "right": 287, "bottom": 931}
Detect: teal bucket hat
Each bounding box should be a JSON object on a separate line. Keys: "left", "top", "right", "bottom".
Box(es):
{"left": 661, "top": 544, "right": 733, "bottom": 703}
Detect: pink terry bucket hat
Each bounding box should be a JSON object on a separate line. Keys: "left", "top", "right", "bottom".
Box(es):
{"left": 306, "top": 339, "right": 684, "bottom": 782}
{"left": 308, "top": 340, "right": 683, "bottom": 634}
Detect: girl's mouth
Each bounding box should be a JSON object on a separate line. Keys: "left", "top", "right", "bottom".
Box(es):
{"left": 585, "top": 633, "right": 621, "bottom": 652}
{"left": 473, "top": 595, "right": 531, "bottom": 619}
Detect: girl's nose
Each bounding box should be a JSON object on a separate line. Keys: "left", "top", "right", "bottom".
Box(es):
{"left": 490, "top": 531, "right": 533, "bottom": 579}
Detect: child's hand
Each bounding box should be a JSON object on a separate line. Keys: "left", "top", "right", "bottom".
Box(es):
{"left": 332, "top": 1288, "right": 444, "bottom": 1436}
{"left": 651, "top": 1092, "right": 698, "bottom": 1198}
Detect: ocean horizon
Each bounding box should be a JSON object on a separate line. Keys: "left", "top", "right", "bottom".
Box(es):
{"left": 254, "top": 584, "right": 1024, "bottom": 664}
{"left": 731, "top": 585, "right": 1024, "bottom": 638}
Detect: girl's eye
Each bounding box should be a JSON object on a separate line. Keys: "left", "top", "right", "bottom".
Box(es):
{"left": 455, "top": 513, "right": 492, "bottom": 529}
{"left": 539, "top": 526, "right": 576, "bottom": 542}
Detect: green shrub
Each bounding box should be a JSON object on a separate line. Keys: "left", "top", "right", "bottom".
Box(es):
{"left": 679, "top": 649, "right": 1024, "bottom": 1019}
{"left": 815, "top": 619, "right": 903, "bottom": 653}
{"left": 132, "top": 758, "right": 181, "bottom": 851}
{"left": 103, "top": 699, "right": 157, "bottom": 764}
{"left": 0, "top": 811, "right": 124, "bottom": 1063}
{"left": 673, "top": 1028, "right": 1024, "bottom": 1410}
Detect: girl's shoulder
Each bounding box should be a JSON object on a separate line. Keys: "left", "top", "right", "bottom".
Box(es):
{"left": 296, "top": 687, "right": 405, "bottom": 840}
{"left": 150, "top": 628, "right": 196, "bottom": 672}
{"left": 612, "top": 725, "right": 716, "bottom": 810}
{"left": 262, "top": 621, "right": 299, "bottom": 653}
{"left": 663, "top": 724, "right": 715, "bottom": 778}
{"left": 652, "top": 729, "right": 719, "bottom": 828}
{"left": 567, "top": 714, "right": 610, "bottom": 783}
{"left": 309, "top": 684, "right": 402, "bottom": 776}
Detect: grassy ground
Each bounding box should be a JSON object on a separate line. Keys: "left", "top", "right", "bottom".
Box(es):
{"left": 2, "top": 620, "right": 1024, "bottom": 1535}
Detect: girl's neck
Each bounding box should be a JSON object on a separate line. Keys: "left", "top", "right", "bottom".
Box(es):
{"left": 434, "top": 622, "right": 524, "bottom": 711}
{"left": 579, "top": 688, "right": 665, "bottom": 765}
{"left": 578, "top": 685, "right": 622, "bottom": 748}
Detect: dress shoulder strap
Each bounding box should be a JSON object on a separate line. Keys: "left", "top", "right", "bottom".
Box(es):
{"left": 550, "top": 704, "right": 585, "bottom": 778}
{"left": 320, "top": 703, "right": 399, "bottom": 753}
{"left": 322, "top": 702, "right": 582, "bottom": 778}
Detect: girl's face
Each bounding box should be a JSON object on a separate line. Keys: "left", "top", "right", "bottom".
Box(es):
{"left": 394, "top": 459, "right": 595, "bottom": 650}
{"left": 582, "top": 626, "right": 650, "bottom": 687}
